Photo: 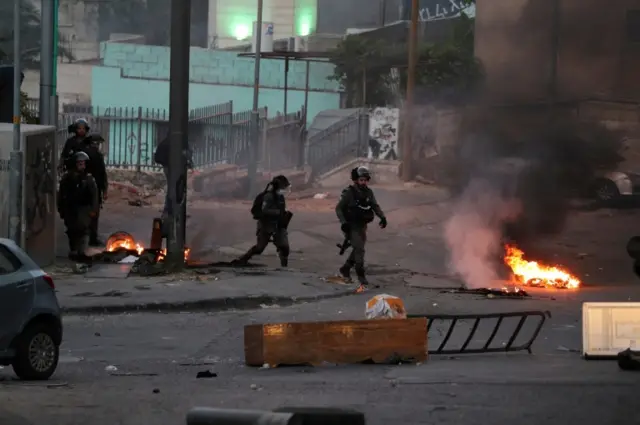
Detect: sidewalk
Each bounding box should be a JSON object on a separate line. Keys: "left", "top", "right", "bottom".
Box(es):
{"left": 52, "top": 268, "right": 356, "bottom": 314}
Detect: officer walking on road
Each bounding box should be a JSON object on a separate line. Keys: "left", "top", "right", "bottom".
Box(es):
{"left": 335, "top": 166, "right": 388, "bottom": 292}
{"left": 57, "top": 151, "right": 100, "bottom": 264}
{"left": 234, "top": 175, "right": 293, "bottom": 267}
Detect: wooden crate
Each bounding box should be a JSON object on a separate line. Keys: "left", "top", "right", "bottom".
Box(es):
{"left": 244, "top": 318, "right": 428, "bottom": 367}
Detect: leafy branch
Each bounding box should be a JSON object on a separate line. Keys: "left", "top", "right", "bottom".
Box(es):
{"left": 328, "top": 14, "right": 483, "bottom": 107}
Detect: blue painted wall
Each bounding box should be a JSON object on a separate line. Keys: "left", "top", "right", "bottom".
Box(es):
{"left": 92, "top": 42, "right": 341, "bottom": 168}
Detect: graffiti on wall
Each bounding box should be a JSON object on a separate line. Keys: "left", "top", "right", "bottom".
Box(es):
{"left": 368, "top": 107, "right": 400, "bottom": 161}
{"left": 402, "top": 0, "right": 471, "bottom": 21}
{"left": 25, "top": 134, "right": 55, "bottom": 238}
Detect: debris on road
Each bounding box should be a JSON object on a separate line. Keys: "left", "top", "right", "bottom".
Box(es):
{"left": 244, "top": 318, "right": 427, "bottom": 367}
{"left": 365, "top": 294, "right": 407, "bottom": 319}
{"left": 196, "top": 370, "right": 217, "bottom": 378}
{"left": 105, "top": 365, "right": 118, "bottom": 372}
{"left": 618, "top": 349, "right": 640, "bottom": 371}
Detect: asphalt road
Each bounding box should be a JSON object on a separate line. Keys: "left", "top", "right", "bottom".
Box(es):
{"left": 1, "top": 292, "right": 639, "bottom": 425}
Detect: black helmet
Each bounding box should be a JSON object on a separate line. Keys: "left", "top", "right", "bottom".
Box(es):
{"left": 74, "top": 151, "right": 90, "bottom": 162}
{"left": 272, "top": 175, "right": 290, "bottom": 190}
{"left": 351, "top": 166, "right": 371, "bottom": 181}
{"left": 68, "top": 118, "right": 90, "bottom": 134}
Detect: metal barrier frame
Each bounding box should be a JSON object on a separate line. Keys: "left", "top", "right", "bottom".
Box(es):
{"left": 408, "top": 310, "right": 551, "bottom": 355}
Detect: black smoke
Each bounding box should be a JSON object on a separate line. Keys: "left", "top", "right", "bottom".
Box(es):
{"left": 443, "top": 109, "right": 625, "bottom": 288}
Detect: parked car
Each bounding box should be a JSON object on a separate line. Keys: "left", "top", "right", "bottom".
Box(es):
{"left": 0, "top": 238, "right": 62, "bottom": 380}
{"left": 592, "top": 171, "right": 640, "bottom": 201}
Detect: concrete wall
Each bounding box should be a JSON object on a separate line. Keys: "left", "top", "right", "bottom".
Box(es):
{"left": 91, "top": 42, "right": 341, "bottom": 167}
{"left": 22, "top": 63, "right": 94, "bottom": 106}
{"left": 475, "top": 0, "right": 640, "bottom": 102}
{"left": 92, "top": 42, "right": 340, "bottom": 119}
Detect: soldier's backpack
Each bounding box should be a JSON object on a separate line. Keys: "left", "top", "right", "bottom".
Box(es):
{"left": 251, "top": 190, "right": 267, "bottom": 220}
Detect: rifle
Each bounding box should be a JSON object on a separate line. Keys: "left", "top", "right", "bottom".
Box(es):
{"left": 337, "top": 236, "right": 351, "bottom": 255}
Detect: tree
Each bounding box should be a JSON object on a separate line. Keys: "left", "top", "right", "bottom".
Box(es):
{"left": 0, "top": 1, "right": 73, "bottom": 69}
{"left": 329, "top": 13, "right": 483, "bottom": 107}
{"left": 0, "top": 2, "right": 73, "bottom": 122}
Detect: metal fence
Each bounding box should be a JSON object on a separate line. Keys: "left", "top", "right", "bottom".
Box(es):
{"left": 49, "top": 102, "right": 304, "bottom": 172}
{"left": 306, "top": 109, "right": 369, "bottom": 180}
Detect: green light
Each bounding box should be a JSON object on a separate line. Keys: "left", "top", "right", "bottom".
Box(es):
{"left": 233, "top": 24, "right": 250, "bottom": 40}
{"left": 299, "top": 21, "right": 311, "bottom": 37}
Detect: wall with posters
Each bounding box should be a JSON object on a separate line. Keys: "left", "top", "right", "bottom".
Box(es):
{"left": 368, "top": 107, "right": 400, "bottom": 161}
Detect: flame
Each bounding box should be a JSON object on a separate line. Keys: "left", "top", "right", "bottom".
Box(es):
{"left": 504, "top": 245, "right": 580, "bottom": 289}
{"left": 158, "top": 248, "right": 191, "bottom": 261}
{"left": 107, "top": 239, "right": 144, "bottom": 256}
{"left": 106, "top": 237, "right": 190, "bottom": 261}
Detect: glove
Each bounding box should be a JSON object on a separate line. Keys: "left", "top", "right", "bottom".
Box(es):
{"left": 379, "top": 217, "right": 387, "bottom": 229}
{"left": 341, "top": 223, "right": 350, "bottom": 234}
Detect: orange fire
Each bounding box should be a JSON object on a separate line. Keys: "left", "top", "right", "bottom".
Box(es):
{"left": 504, "top": 245, "right": 580, "bottom": 289}
{"left": 158, "top": 248, "right": 191, "bottom": 261}
{"left": 107, "top": 238, "right": 190, "bottom": 261}
{"left": 107, "top": 239, "right": 144, "bottom": 256}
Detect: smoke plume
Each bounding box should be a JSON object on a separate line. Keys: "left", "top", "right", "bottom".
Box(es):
{"left": 442, "top": 111, "right": 624, "bottom": 288}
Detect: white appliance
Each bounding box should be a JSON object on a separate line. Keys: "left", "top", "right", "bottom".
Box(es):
{"left": 252, "top": 21, "right": 274, "bottom": 53}
{"left": 583, "top": 302, "right": 640, "bottom": 358}
{"left": 0, "top": 123, "right": 57, "bottom": 267}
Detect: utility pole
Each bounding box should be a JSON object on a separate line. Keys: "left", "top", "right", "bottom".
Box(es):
{"left": 10, "top": 0, "right": 23, "bottom": 245}
{"left": 248, "top": 0, "right": 264, "bottom": 199}
{"left": 51, "top": 0, "right": 59, "bottom": 127}
{"left": 39, "top": 0, "right": 54, "bottom": 125}
{"left": 401, "top": 0, "right": 419, "bottom": 182}
{"left": 165, "top": 0, "right": 191, "bottom": 269}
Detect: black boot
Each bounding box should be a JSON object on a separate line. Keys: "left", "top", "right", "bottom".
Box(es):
{"left": 280, "top": 257, "right": 288, "bottom": 267}
{"left": 339, "top": 264, "right": 353, "bottom": 282}
{"left": 232, "top": 249, "right": 254, "bottom": 266}
{"left": 355, "top": 266, "right": 369, "bottom": 291}
{"left": 89, "top": 237, "right": 105, "bottom": 247}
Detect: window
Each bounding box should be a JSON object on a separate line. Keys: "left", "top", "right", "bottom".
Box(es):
{"left": 0, "top": 245, "right": 22, "bottom": 275}
{"left": 626, "top": 10, "right": 640, "bottom": 43}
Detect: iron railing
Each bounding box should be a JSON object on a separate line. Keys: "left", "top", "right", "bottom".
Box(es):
{"left": 51, "top": 103, "right": 304, "bottom": 172}
{"left": 306, "top": 110, "right": 369, "bottom": 181}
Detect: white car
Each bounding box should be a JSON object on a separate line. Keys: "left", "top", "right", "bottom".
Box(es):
{"left": 592, "top": 171, "right": 639, "bottom": 201}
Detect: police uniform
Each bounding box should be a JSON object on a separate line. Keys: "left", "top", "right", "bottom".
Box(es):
{"left": 236, "top": 175, "right": 291, "bottom": 267}
{"left": 335, "top": 166, "right": 387, "bottom": 287}
{"left": 57, "top": 151, "right": 100, "bottom": 262}
{"left": 60, "top": 119, "right": 108, "bottom": 246}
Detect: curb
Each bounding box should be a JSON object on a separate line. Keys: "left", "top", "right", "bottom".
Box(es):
{"left": 61, "top": 288, "right": 357, "bottom": 315}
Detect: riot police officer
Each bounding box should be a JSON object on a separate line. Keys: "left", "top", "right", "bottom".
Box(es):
{"left": 82, "top": 133, "right": 108, "bottom": 246}
{"left": 60, "top": 118, "right": 90, "bottom": 172}
{"left": 60, "top": 118, "right": 108, "bottom": 246}
{"left": 335, "top": 166, "right": 388, "bottom": 291}
{"left": 57, "top": 151, "right": 100, "bottom": 263}
{"left": 235, "top": 175, "right": 293, "bottom": 267}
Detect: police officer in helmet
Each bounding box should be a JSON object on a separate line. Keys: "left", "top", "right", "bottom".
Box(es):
{"left": 335, "top": 166, "right": 387, "bottom": 291}
{"left": 235, "top": 175, "right": 292, "bottom": 267}
{"left": 57, "top": 151, "right": 100, "bottom": 263}
{"left": 60, "top": 118, "right": 108, "bottom": 246}
{"left": 60, "top": 118, "right": 90, "bottom": 172}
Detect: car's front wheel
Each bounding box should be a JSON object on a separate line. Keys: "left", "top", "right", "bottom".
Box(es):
{"left": 594, "top": 178, "right": 621, "bottom": 201}
{"left": 11, "top": 322, "right": 60, "bottom": 380}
